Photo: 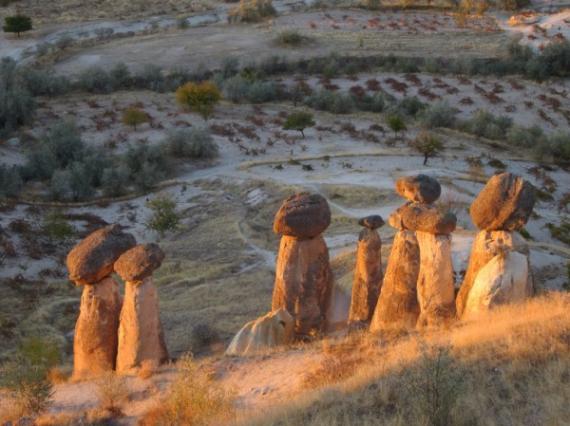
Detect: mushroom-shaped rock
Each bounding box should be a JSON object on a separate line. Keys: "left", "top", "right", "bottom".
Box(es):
{"left": 114, "top": 243, "right": 165, "bottom": 282}
{"left": 272, "top": 235, "right": 333, "bottom": 338}
{"left": 273, "top": 193, "right": 331, "bottom": 239}
{"left": 358, "top": 215, "right": 385, "bottom": 230}
{"left": 114, "top": 244, "right": 168, "bottom": 374}
{"left": 73, "top": 276, "right": 122, "bottom": 380}
{"left": 470, "top": 173, "right": 535, "bottom": 231}
{"left": 389, "top": 203, "right": 457, "bottom": 235}
{"left": 396, "top": 174, "right": 441, "bottom": 204}
{"left": 463, "top": 250, "right": 532, "bottom": 318}
{"left": 370, "top": 230, "right": 420, "bottom": 332}
{"left": 456, "top": 230, "right": 531, "bottom": 317}
{"left": 67, "top": 225, "right": 136, "bottom": 286}
{"left": 415, "top": 231, "right": 456, "bottom": 328}
{"left": 226, "top": 309, "right": 295, "bottom": 356}
{"left": 349, "top": 225, "right": 383, "bottom": 326}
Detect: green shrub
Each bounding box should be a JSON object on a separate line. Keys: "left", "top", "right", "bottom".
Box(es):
{"left": 122, "top": 107, "right": 149, "bottom": 130}
{"left": 283, "top": 111, "right": 315, "bottom": 138}
{"left": 276, "top": 30, "right": 309, "bottom": 47}
{"left": 3, "top": 15, "right": 32, "bottom": 37}
{"left": 421, "top": 101, "right": 457, "bottom": 129}
{"left": 387, "top": 115, "right": 407, "bottom": 138}
{"left": 527, "top": 41, "right": 570, "bottom": 80}
{"left": 413, "top": 131, "right": 444, "bottom": 165}
{"left": 0, "top": 58, "right": 35, "bottom": 137}
{"left": 77, "top": 66, "right": 113, "bottom": 93}
{"left": 42, "top": 211, "right": 75, "bottom": 240}
{"left": 146, "top": 195, "right": 180, "bottom": 237}
{"left": 229, "top": 0, "right": 276, "bottom": 23}
{"left": 404, "top": 346, "right": 465, "bottom": 426}
{"left": 0, "top": 165, "right": 23, "bottom": 198}
{"left": 0, "top": 337, "right": 60, "bottom": 419}
{"left": 461, "top": 110, "right": 513, "bottom": 140}
{"left": 305, "top": 90, "right": 354, "bottom": 114}
{"left": 167, "top": 128, "right": 219, "bottom": 159}
{"left": 175, "top": 81, "right": 221, "bottom": 120}
{"left": 101, "top": 165, "right": 130, "bottom": 197}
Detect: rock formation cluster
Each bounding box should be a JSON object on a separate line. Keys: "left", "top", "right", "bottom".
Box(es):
{"left": 227, "top": 174, "right": 537, "bottom": 356}
{"left": 457, "top": 172, "right": 535, "bottom": 318}
{"left": 67, "top": 226, "right": 168, "bottom": 379}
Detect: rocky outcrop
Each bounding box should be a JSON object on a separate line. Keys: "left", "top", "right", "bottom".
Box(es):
{"left": 458, "top": 173, "right": 535, "bottom": 318}
{"left": 226, "top": 309, "right": 295, "bottom": 356}
{"left": 395, "top": 174, "right": 441, "bottom": 204}
{"left": 114, "top": 244, "right": 169, "bottom": 374}
{"left": 463, "top": 250, "right": 531, "bottom": 317}
{"left": 470, "top": 172, "right": 535, "bottom": 231}
{"left": 67, "top": 225, "right": 135, "bottom": 380}
{"left": 370, "top": 230, "right": 420, "bottom": 331}
{"left": 456, "top": 230, "right": 529, "bottom": 316}
{"left": 272, "top": 193, "right": 333, "bottom": 338}
{"left": 415, "top": 231, "right": 455, "bottom": 327}
{"left": 349, "top": 216, "right": 384, "bottom": 326}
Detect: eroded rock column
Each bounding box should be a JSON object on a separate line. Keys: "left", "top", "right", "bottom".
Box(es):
{"left": 370, "top": 229, "right": 420, "bottom": 332}
{"left": 272, "top": 193, "right": 333, "bottom": 338}
{"left": 114, "top": 243, "right": 169, "bottom": 374}
{"left": 67, "top": 225, "right": 136, "bottom": 380}
{"left": 457, "top": 173, "right": 536, "bottom": 318}
{"left": 349, "top": 215, "right": 385, "bottom": 327}
{"left": 372, "top": 175, "right": 456, "bottom": 330}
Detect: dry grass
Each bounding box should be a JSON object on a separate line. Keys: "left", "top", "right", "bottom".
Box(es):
{"left": 95, "top": 372, "right": 129, "bottom": 417}
{"left": 140, "top": 354, "right": 236, "bottom": 426}
{"left": 250, "top": 293, "right": 570, "bottom": 426}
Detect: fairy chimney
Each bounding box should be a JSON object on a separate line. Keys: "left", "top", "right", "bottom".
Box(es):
{"left": 66, "top": 225, "right": 136, "bottom": 379}
{"left": 348, "top": 215, "right": 385, "bottom": 327}
{"left": 457, "top": 173, "right": 535, "bottom": 318}
{"left": 272, "top": 193, "right": 333, "bottom": 338}
{"left": 114, "top": 243, "right": 169, "bottom": 374}
{"left": 372, "top": 175, "right": 456, "bottom": 330}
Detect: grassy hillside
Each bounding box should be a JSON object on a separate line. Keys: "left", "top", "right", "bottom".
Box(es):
{"left": 251, "top": 293, "right": 570, "bottom": 426}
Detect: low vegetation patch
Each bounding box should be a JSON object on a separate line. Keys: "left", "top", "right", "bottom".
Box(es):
{"left": 140, "top": 354, "right": 235, "bottom": 425}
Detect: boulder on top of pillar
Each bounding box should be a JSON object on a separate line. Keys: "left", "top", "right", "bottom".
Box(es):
{"left": 358, "top": 214, "right": 385, "bottom": 230}
{"left": 388, "top": 202, "right": 457, "bottom": 235}
{"left": 67, "top": 224, "right": 136, "bottom": 286}
{"left": 114, "top": 243, "right": 165, "bottom": 283}
{"left": 273, "top": 192, "right": 331, "bottom": 239}
{"left": 470, "top": 172, "right": 536, "bottom": 231}
{"left": 395, "top": 174, "right": 441, "bottom": 204}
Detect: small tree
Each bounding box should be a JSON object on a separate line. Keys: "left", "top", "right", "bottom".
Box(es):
{"left": 387, "top": 115, "right": 407, "bottom": 139}
{"left": 146, "top": 195, "right": 180, "bottom": 237}
{"left": 283, "top": 111, "right": 315, "bottom": 138}
{"left": 413, "top": 131, "right": 444, "bottom": 165}
{"left": 175, "top": 81, "right": 221, "bottom": 121}
{"left": 122, "top": 107, "right": 149, "bottom": 131}
{"left": 3, "top": 15, "right": 32, "bottom": 37}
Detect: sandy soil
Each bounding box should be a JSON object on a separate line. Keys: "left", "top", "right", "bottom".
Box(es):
{"left": 46, "top": 9, "right": 507, "bottom": 75}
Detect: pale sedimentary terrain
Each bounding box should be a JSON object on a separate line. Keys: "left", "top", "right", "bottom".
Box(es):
{"left": 0, "top": 0, "right": 569, "bottom": 424}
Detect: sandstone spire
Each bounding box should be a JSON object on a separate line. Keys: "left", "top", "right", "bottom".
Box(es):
{"left": 348, "top": 215, "right": 385, "bottom": 327}
{"left": 272, "top": 193, "right": 333, "bottom": 338}
{"left": 66, "top": 225, "right": 136, "bottom": 379}
{"left": 114, "top": 243, "right": 169, "bottom": 374}
{"left": 458, "top": 173, "right": 535, "bottom": 318}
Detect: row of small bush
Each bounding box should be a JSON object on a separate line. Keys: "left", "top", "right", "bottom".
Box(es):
{"left": 2, "top": 40, "right": 569, "bottom": 136}
{"left": 0, "top": 122, "right": 218, "bottom": 201}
